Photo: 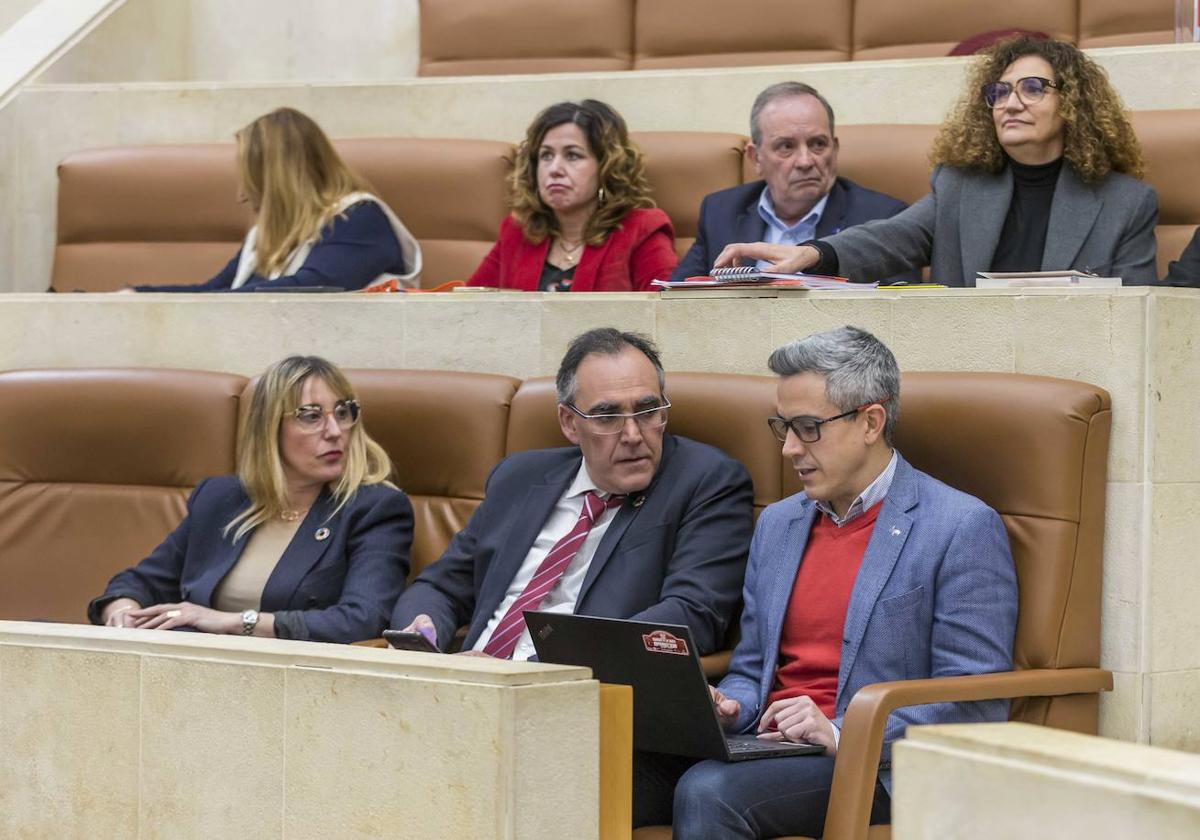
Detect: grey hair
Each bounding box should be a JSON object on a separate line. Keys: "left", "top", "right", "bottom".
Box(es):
{"left": 555, "top": 327, "right": 666, "bottom": 405}
{"left": 768, "top": 326, "right": 900, "bottom": 445}
{"left": 749, "top": 81, "right": 837, "bottom": 147}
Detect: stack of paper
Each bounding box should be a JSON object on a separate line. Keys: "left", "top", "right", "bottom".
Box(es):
{"left": 975, "top": 270, "right": 1121, "bottom": 288}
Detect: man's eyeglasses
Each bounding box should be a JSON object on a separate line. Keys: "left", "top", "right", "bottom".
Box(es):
{"left": 291, "top": 399, "right": 361, "bottom": 433}
{"left": 982, "top": 76, "right": 1061, "bottom": 109}
{"left": 565, "top": 399, "right": 671, "bottom": 435}
{"left": 767, "top": 396, "right": 890, "bottom": 444}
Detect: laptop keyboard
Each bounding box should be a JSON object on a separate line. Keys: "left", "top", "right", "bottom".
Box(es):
{"left": 726, "top": 737, "right": 804, "bottom": 754}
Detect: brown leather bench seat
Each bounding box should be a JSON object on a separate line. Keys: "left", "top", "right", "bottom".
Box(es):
{"left": 53, "top": 112, "right": 1200, "bottom": 291}
{"left": 418, "top": 0, "right": 1173, "bottom": 74}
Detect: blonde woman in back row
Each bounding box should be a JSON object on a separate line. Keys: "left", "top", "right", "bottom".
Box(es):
{"left": 127, "top": 107, "right": 421, "bottom": 292}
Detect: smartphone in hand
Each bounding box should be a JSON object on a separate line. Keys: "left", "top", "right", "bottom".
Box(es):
{"left": 383, "top": 629, "right": 440, "bottom": 653}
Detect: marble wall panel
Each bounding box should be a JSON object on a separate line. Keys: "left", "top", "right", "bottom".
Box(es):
{"left": 140, "top": 656, "right": 286, "bottom": 835}
{"left": 1150, "top": 292, "right": 1200, "bottom": 484}
{"left": 1101, "top": 482, "right": 1144, "bottom": 673}
{"left": 1013, "top": 291, "right": 1147, "bottom": 482}
{"left": 0, "top": 645, "right": 140, "bottom": 836}
{"left": 1146, "top": 482, "right": 1200, "bottom": 672}
{"left": 1099, "top": 670, "right": 1143, "bottom": 744}
{"left": 1148, "top": 668, "right": 1200, "bottom": 752}
{"left": 894, "top": 723, "right": 1200, "bottom": 840}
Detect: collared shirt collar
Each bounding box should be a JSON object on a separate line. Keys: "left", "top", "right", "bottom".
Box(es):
{"left": 757, "top": 186, "right": 829, "bottom": 237}
{"left": 574, "top": 461, "right": 620, "bottom": 502}
{"left": 815, "top": 449, "right": 899, "bottom": 527}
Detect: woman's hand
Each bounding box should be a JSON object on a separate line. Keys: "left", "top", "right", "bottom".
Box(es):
{"left": 713, "top": 242, "right": 821, "bottom": 274}
{"left": 128, "top": 601, "right": 241, "bottom": 634}
{"left": 102, "top": 598, "right": 142, "bottom": 627}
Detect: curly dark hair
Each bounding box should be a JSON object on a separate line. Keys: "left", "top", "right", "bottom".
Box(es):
{"left": 509, "top": 100, "right": 656, "bottom": 246}
{"left": 931, "top": 36, "right": 1144, "bottom": 182}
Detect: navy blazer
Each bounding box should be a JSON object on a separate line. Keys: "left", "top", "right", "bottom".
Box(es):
{"left": 719, "top": 455, "right": 1017, "bottom": 791}
{"left": 391, "top": 434, "right": 754, "bottom": 656}
{"left": 90, "top": 475, "right": 413, "bottom": 643}
{"left": 134, "top": 201, "right": 405, "bottom": 292}
{"left": 670, "top": 177, "right": 913, "bottom": 282}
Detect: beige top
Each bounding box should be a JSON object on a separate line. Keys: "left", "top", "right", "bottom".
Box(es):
{"left": 212, "top": 517, "right": 305, "bottom": 612}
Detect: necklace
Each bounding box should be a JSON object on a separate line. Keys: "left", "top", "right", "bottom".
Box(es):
{"left": 556, "top": 235, "right": 584, "bottom": 266}
{"left": 279, "top": 507, "right": 308, "bottom": 522}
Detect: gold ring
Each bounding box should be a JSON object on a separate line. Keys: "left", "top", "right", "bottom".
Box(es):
{"left": 165, "top": 609, "right": 182, "bottom": 618}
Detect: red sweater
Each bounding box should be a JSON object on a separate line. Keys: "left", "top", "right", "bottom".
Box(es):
{"left": 767, "top": 502, "right": 883, "bottom": 717}
{"left": 466, "top": 208, "right": 677, "bottom": 292}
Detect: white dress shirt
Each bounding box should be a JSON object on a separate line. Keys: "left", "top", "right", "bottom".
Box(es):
{"left": 472, "top": 462, "right": 621, "bottom": 661}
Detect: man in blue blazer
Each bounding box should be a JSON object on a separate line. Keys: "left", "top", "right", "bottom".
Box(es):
{"left": 391, "top": 328, "right": 753, "bottom": 662}
{"left": 670, "top": 82, "right": 914, "bottom": 283}
{"left": 670, "top": 326, "right": 1018, "bottom": 839}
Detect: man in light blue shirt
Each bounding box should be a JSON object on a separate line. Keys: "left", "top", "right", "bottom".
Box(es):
{"left": 672, "top": 82, "right": 915, "bottom": 281}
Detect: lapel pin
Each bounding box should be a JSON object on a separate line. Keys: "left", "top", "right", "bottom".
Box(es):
{"left": 315, "top": 527, "right": 330, "bottom": 541}
{"left": 891, "top": 527, "right": 901, "bottom": 537}
{"left": 632, "top": 496, "right": 645, "bottom": 508}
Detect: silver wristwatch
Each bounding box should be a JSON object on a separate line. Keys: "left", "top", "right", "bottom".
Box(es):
{"left": 241, "top": 609, "right": 260, "bottom": 636}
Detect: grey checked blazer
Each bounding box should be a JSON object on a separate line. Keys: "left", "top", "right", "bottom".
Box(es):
{"left": 824, "top": 163, "right": 1158, "bottom": 285}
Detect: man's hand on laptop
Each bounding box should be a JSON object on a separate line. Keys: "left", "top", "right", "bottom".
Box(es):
{"left": 402, "top": 614, "right": 439, "bottom": 647}
{"left": 708, "top": 685, "right": 741, "bottom": 729}
{"left": 755, "top": 696, "right": 836, "bottom": 755}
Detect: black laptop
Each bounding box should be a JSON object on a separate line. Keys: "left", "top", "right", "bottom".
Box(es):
{"left": 525, "top": 612, "right": 823, "bottom": 762}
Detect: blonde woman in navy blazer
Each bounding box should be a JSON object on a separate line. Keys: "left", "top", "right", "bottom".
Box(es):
{"left": 89, "top": 356, "right": 412, "bottom": 643}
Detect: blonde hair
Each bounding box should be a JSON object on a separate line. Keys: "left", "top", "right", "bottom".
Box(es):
{"left": 931, "top": 36, "right": 1144, "bottom": 183}
{"left": 225, "top": 355, "right": 393, "bottom": 542}
{"left": 237, "top": 108, "right": 374, "bottom": 276}
{"left": 508, "top": 99, "right": 656, "bottom": 247}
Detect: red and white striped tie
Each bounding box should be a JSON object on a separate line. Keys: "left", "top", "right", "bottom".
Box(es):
{"left": 482, "top": 490, "right": 624, "bottom": 659}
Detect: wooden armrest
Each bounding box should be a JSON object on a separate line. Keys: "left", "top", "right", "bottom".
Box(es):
{"left": 353, "top": 637, "right": 388, "bottom": 648}
{"left": 700, "top": 649, "right": 732, "bottom": 681}
{"left": 822, "top": 667, "right": 1113, "bottom": 840}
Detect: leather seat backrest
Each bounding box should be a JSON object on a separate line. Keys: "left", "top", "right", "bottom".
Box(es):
{"left": 505, "top": 372, "right": 784, "bottom": 517}
{"left": 830, "top": 124, "right": 939, "bottom": 205}
{"left": 1132, "top": 110, "right": 1200, "bottom": 276}
{"left": 850, "top": 0, "right": 1076, "bottom": 60}
{"left": 0, "top": 368, "right": 246, "bottom": 621}
{"left": 417, "top": 0, "right": 634, "bottom": 76}
{"left": 633, "top": 0, "right": 851, "bottom": 69}
{"left": 334, "top": 138, "right": 512, "bottom": 288}
{"left": 1077, "top": 0, "right": 1174, "bottom": 48}
{"left": 53, "top": 145, "right": 252, "bottom": 292}
{"left": 632, "top": 132, "right": 748, "bottom": 258}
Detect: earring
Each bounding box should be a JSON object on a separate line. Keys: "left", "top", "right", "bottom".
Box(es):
{"left": 597, "top": 186, "right": 606, "bottom": 204}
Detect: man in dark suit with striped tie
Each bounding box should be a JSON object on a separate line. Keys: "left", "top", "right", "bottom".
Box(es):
{"left": 390, "top": 327, "right": 753, "bottom": 662}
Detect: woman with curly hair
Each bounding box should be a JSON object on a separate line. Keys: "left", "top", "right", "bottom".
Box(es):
{"left": 715, "top": 36, "right": 1158, "bottom": 285}
{"left": 467, "top": 99, "right": 677, "bottom": 291}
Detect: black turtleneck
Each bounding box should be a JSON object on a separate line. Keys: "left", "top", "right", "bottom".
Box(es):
{"left": 989, "top": 156, "right": 1064, "bottom": 273}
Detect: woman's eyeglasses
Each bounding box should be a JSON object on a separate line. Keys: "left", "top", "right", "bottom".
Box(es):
{"left": 982, "top": 76, "right": 1061, "bottom": 109}
{"left": 291, "top": 399, "right": 360, "bottom": 432}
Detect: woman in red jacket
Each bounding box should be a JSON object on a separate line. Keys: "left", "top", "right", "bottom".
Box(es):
{"left": 467, "top": 100, "right": 677, "bottom": 292}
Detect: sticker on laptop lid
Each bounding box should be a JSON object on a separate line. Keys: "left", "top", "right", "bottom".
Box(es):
{"left": 642, "top": 629, "right": 689, "bottom": 656}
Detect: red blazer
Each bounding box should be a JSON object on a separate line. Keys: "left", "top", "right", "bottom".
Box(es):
{"left": 467, "top": 207, "right": 677, "bottom": 292}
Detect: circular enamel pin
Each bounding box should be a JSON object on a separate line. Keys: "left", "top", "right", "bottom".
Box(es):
{"left": 315, "top": 527, "right": 330, "bottom": 541}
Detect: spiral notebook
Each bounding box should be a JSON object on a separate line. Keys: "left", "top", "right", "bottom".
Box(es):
{"left": 652, "top": 266, "right": 871, "bottom": 290}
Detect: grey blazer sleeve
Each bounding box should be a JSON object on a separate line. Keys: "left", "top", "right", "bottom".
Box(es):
{"left": 1112, "top": 183, "right": 1159, "bottom": 285}
{"left": 824, "top": 186, "right": 937, "bottom": 283}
